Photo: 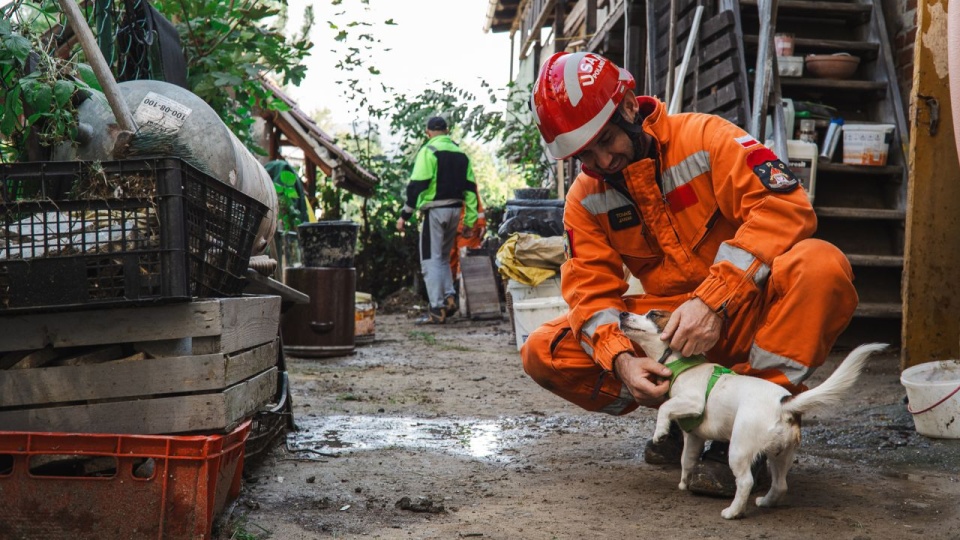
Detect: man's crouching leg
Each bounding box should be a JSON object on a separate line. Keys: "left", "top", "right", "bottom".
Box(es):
{"left": 520, "top": 313, "right": 639, "bottom": 416}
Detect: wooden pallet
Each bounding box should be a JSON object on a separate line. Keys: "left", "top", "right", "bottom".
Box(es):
{"left": 0, "top": 296, "right": 281, "bottom": 434}
{"left": 460, "top": 252, "right": 502, "bottom": 320}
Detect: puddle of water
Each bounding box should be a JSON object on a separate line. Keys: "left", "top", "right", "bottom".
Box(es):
{"left": 286, "top": 414, "right": 652, "bottom": 463}
{"left": 288, "top": 415, "right": 507, "bottom": 461}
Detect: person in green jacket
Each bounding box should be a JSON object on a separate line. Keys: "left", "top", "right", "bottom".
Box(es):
{"left": 396, "top": 116, "right": 480, "bottom": 324}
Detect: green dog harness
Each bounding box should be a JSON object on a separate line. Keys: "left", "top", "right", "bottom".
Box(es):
{"left": 663, "top": 355, "right": 735, "bottom": 432}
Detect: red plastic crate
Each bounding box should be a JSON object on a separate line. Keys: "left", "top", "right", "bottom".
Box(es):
{"left": 0, "top": 420, "right": 250, "bottom": 539}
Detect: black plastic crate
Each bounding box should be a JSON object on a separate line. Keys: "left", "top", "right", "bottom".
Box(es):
{"left": 0, "top": 158, "right": 268, "bottom": 313}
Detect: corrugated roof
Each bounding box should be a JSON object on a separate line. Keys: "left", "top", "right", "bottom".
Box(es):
{"left": 484, "top": 0, "right": 523, "bottom": 33}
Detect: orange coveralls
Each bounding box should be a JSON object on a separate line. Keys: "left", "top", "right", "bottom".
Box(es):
{"left": 520, "top": 97, "right": 858, "bottom": 415}
{"left": 450, "top": 197, "right": 487, "bottom": 279}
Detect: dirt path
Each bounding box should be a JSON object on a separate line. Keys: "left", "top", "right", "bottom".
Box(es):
{"left": 224, "top": 313, "right": 960, "bottom": 539}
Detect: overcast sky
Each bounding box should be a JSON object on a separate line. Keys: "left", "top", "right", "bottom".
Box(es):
{"left": 284, "top": 0, "right": 514, "bottom": 128}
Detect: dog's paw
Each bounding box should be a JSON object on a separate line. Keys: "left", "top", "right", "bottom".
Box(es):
{"left": 721, "top": 506, "right": 745, "bottom": 520}
{"left": 678, "top": 481, "right": 688, "bottom": 491}
{"left": 756, "top": 493, "right": 781, "bottom": 508}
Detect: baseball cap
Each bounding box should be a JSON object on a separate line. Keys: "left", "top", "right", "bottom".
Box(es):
{"left": 427, "top": 116, "right": 448, "bottom": 131}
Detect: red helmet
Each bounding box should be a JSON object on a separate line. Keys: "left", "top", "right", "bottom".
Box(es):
{"left": 531, "top": 52, "right": 636, "bottom": 160}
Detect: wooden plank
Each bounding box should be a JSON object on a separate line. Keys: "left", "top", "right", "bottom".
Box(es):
{"left": 845, "top": 254, "right": 904, "bottom": 268}
{"left": 0, "top": 340, "right": 278, "bottom": 408}
{"left": 855, "top": 302, "right": 903, "bottom": 319}
{"left": 0, "top": 299, "right": 224, "bottom": 351}
{"left": 0, "top": 367, "right": 278, "bottom": 434}
{"left": 817, "top": 160, "right": 903, "bottom": 177}
{"left": 460, "top": 255, "right": 501, "bottom": 319}
{"left": 815, "top": 207, "right": 906, "bottom": 220}
{"left": 742, "top": 35, "right": 879, "bottom": 60}
{"left": 0, "top": 295, "right": 280, "bottom": 354}
{"left": 696, "top": 81, "right": 740, "bottom": 113}
{"left": 193, "top": 295, "right": 281, "bottom": 354}
{"left": 684, "top": 56, "right": 738, "bottom": 97}
{"left": 779, "top": 78, "right": 886, "bottom": 92}
{"left": 902, "top": 1, "right": 960, "bottom": 369}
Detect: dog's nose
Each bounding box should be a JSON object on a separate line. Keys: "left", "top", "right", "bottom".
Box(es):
{"left": 619, "top": 311, "right": 630, "bottom": 321}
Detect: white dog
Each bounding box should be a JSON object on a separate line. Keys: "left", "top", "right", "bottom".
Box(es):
{"left": 619, "top": 309, "right": 886, "bottom": 519}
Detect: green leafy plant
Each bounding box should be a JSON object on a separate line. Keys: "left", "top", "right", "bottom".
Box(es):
{"left": 150, "top": 0, "right": 313, "bottom": 153}
{"left": 274, "top": 168, "right": 302, "bottom": 232}
{"left": 0, "top": 1, "right": 92, "bottom": 161}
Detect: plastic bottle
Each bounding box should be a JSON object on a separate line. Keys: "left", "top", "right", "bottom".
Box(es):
{"left": 821, "top": 117, "right": 844, "bottom": 160}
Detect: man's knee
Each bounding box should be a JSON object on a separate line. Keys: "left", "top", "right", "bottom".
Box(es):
{"left": 783, "top": 240, "right": 856, "bottom": 297}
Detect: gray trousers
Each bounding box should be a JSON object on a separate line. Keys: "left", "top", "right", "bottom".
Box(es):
{"left": 419, "top": 206, "right": 461, "bottom": 309}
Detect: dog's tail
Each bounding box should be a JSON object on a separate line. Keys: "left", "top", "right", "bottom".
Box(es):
{"left": 781, "top": 343, "right": 888, "bottom": 415}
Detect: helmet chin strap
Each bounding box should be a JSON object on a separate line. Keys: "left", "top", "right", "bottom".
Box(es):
{"left": 609, "top": 108, "right": 648, "bottom": 161}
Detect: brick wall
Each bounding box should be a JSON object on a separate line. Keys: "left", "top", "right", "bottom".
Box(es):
{"left": 889, "top": 0, "right": 918, "bottom": 106}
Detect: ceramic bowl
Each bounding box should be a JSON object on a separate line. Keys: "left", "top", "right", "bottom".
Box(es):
{"left": 804, "top": 53, "right": 860, "bottom": 80}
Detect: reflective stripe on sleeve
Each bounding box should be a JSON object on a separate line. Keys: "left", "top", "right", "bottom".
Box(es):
{"left": 749, "top": 344, "right": 811, "bottom": 385}
{"left": 662, "top": 150, "right": 711, "bottom": 193}
{"left": 714, "top": 243, "right": 771, "bottom": 287}
{"left": 582, "top": 308, "right": 622, "bottom": 338}
{"left": 579, "top": 189, "right": 634, "bottom": 217}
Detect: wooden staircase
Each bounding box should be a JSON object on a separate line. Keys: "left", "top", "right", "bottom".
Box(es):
{"left": 739, "top": 0, "right": 909, "bottom": 334}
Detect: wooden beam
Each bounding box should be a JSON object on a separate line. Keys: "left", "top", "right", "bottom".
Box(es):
{"left": 902, "top": 0, "right": 960, "bottom": 369}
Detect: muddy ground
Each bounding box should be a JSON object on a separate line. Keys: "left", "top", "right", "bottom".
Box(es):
{"left": 221, "top": 307, "right": 960, "bottom": 540}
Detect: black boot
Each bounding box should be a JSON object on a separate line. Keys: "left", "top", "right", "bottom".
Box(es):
{"left": 687, "top": 441, "right": 770, "bottom": 497}
{"left": 643, "top": 422, "right": 683, "bottom": 466}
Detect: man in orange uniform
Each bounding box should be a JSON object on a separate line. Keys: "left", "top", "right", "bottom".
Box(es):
{"left": 448, "top": 197, "right": 487, "bottom": 314}
{"left": 521, "top": 52, "right": 858, "bottom": 494}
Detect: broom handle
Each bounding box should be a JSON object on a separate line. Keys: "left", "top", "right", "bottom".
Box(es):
{"left": 57, "top": 0, "right": 138, "bottom": 134}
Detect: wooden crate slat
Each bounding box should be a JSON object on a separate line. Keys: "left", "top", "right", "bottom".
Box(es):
{"left": 0, "top": 296, "right": 281, "bottom": 354}
{"left": 0, "top": 339, "right": 278, "bottom": 408}
{"left": 0, "top": 367, "right": 278, "bottom": 434}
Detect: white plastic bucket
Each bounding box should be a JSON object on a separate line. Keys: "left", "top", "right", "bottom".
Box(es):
{"left": 842, "top": 123, "right": 895, "bottom": 166}
{"left": 900, "top": 360, "right": 960, "bottom": 439}
{"left": 506, "top": 276, "right": 561, "bottom": 303}
{"left": 513, "top": 296, "right": 567, "bottom": 351}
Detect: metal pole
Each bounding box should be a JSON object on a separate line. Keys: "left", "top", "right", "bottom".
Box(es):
{"left": 668, "top": 5, "right": 704, "bottom": 114}
{"left": 645, "top": 0, "right": 657, "bottom": 96}
{"left": 665, "top": 0, "right": 678, "bottom": 106}
{"left": 749, "top": 0, "right": 777, "bottom": 140}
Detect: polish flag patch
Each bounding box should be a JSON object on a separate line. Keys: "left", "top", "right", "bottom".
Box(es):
{"left": 666, "top": 183, "right": 699, "bottom": 213}
{"left": 735, "top": 135, "right": 760, "bottom": 149}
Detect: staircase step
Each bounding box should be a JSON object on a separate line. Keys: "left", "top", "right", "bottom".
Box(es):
{"left": 854, "top": 302, "right": 902, "bottom": 319}
{"left": 779, "top": 78, "right": 887, "bottom": 92}
{"left": 815, "top": 207, "right": 906, "bottom": 220}
{"left": 740, "top": 0, "right": 872, "bottom": 24}
{"left": 743, "top": 35, "right": 879, "bottom": 60}
{"left": 845, "top": 254, "right": 904, "bottom": 267}
{"left": 817, "top": 160, "right": 903, "bottom": 177}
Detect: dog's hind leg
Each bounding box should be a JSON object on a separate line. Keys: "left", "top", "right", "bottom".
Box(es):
{"left": 756, "top": 445, "right": 796, "bottom": 508}
{"left": 720, "top": 446, "right": 756, "bottom": 519}
{"left": 678, "top": 432, "right": 705, "bottom": 491}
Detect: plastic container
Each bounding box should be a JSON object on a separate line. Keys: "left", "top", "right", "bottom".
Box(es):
{"left": 298, "top": 220, "right": 359, "bottom": 268}
{"left": 506, "top": 276, "right": 562, "bottom": 303}
{"left": 774, "top": 33, "right": 794, "bottom": 56}
{"left": 777, "top": 55, "right": 803, "bottom": 77}
{"left": 0, "top": 420, "right": 251, "bottom": 539}
{"left": 842, "top": 123, "right": 895, "bottom": 166}
{"left": 513, "top": 187, "right": 552, "bottom": 200}
{"left": 513, "top": 296, "right": 568, "bottom": 351}
{"left": 0, "top": 158, "right": 268, "bottom": 313}
{"left": 355, "top": 291, "right": 376, "bottom": 345}
{"left": 900, "top": 360, "right": 960, "bottom": 439}
{"left": 786, "top": 139, "right": 819, "bottom": 203}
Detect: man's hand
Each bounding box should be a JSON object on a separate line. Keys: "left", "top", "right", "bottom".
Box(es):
{"left": 613, "top": 352, "right": 672, "bottom": 408}
{"left": 660, "top": 297, "right": 722, "bottom": 357}
{"left": 396, "top": 217, "right": 405, "bottom": 233}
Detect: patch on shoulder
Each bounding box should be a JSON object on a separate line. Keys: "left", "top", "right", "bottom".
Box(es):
{"left": 746, "top": 148, "right": 800, "bottom": 193}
